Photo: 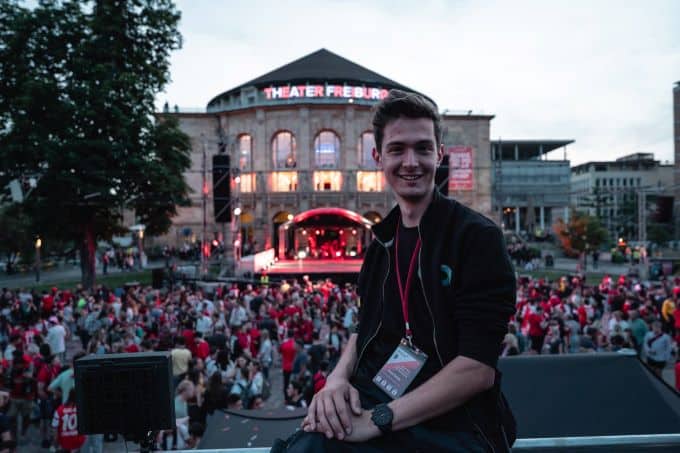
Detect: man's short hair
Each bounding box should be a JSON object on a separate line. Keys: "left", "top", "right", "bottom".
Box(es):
{"left": 371, "top": 89, "right": 442, "bottom": 153}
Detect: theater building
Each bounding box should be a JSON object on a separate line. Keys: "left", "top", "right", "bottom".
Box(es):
{"left": 158, "top": 49, "right": 495, "bottom": 258}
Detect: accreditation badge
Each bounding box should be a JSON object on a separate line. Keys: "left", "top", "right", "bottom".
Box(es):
{"left": 372, "top": 338, "right": 428, "bottom": 399}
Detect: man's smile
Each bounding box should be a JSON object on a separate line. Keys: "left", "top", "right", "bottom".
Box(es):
{"left": 397, "top": 174, "right": 423, "bottom": 181}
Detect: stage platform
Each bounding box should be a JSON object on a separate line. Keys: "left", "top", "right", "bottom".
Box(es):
{"left": 256, "top": 258, "right": 362, "bottom": 284}
{"left": 189, "top": 353, "right": 680, "bottom": 453}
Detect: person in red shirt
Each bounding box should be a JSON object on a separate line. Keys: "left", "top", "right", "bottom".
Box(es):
{"left": 675, "top": 358, "right": 680, "bottom": 392}
{"left": 236, "top": 324, "right": 252, "bottom": 357}
{"left": 182, "top": 322, "right": 196, "bottom": 356}
{"left": 279, "top": 330, "right": 297, "bottom": 397}
{"left": 300, "top": 314, "right": 314, "bottom": 345}
{"left": 247, "top": 322, "right": 261, "bottom": 358}
{"left": 313, "top": 360, "right": 329, "bottom": 395}
{"left": 528, "top": 305, "right": 548, "bottom": 353}
{"left": 194, "top": 332, "right": 210, "bottom": 361}
{"left": 124, "top": 333, "right": 140, "bottom": 353}
{"left": 36, "top": 347, "right": 60, "bottom": 448}
{"left": 42, "top": 291, "right": 54, "bottom": 317}
{"left": 7, "top": 349, "right": 35, "bottom": 438}
{"left": 52, "top": 390, "right": 86, "bottom": 452}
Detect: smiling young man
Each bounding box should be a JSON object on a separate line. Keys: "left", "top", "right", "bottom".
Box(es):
{"left": 276, "top": 90, "right": 517, "bottom": 452}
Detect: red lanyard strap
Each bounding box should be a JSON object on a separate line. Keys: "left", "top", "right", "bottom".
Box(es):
{"left": 395, "top": 222, "right": 421, "bottom": 340}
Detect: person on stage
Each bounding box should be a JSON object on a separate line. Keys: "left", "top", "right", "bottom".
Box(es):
{"left": 274, "top": 89, "right": 517, "bottom": 452}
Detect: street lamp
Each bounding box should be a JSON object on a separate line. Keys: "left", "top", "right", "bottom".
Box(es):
{"left": 138, "top": 228, "right": 145, "bottom": 269}
{"left": 35, "top": 237, "right": 42, "bottom": 283}
{"left": 233, "top": 207, "right": 242, "bottom": 262}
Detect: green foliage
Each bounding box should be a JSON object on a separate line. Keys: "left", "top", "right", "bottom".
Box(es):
{"left": 527, "top": 247, "right": 542, "bottom": 260}
{"left": 647, "top": 223, "right": 673, "bottom": 247}
{"left": 553, "top": 211, "right": 609, "bottom": 256}
{"left": 0, "top": 0, "right": 189, "bottom": 287}
{"left": 611, "top": 250, "right": 626, "bottom": 263}
{"left": 0, "top": 204, "right": 34, "bottom": 267}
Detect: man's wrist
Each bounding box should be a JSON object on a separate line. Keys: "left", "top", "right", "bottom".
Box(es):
{"left": 326, "top": 370, "right": 349, "bottom": 383}
{"left": 370, "top": 403, "right": 394, "bottom": 435}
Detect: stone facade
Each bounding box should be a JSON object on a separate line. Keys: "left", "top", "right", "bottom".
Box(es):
{"left": 157, "top": 105, "right": 494, "bottom": 251}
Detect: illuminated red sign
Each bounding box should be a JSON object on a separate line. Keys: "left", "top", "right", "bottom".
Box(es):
{"left": 263, "top": 84, "right": 389, "bottom": 101}
{"left": 447, "top": 146, "right": 474, "bottom": 192}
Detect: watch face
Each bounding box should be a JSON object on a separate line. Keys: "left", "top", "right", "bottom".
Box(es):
{"left": 373, "top": 405, "right": 393, "bottom": 426}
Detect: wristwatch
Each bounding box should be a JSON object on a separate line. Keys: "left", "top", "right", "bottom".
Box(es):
{"left": 371, "top": 403, "right": 394, "bottom": 435}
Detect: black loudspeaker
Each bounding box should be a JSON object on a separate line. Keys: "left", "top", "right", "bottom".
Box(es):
{"left": 213, "top": 154, "right": 231, "bottom": 223}
{"left": 75, "top": 352, "right": 174, "bottom": 437}
{"left": 151, "top": 268, "right": 165, "bottom": 289}
{"left": 435, "top": 154, "right": 449, "bottom": 196}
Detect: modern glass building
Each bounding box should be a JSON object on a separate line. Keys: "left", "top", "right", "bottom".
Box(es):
{"left": 491, "top": 140, "right": 572, "bottom": 236}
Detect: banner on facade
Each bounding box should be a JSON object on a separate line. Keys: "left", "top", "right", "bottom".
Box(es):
{"left": 447, "top": 146, "right": 474, "bottom": 191}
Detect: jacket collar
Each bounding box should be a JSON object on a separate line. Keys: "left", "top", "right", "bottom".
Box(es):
{"left": 371, "top": 189, "right": 451, "bottom": 246}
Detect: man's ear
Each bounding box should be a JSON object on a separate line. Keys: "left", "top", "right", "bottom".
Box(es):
{"left": 372, "top": 147, "right": 382, "bottom": 168}
{"left": 437, "top": 144, "right": 445, "bottom": 166}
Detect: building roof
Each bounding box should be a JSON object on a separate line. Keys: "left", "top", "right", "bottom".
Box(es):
{"left": 491, "top": 139, "right": 574, "bottom": 160}
{"left": 207, "top": 49, "right": 422, "bottom": 109}
{"left": 571, "top": 154, "right": 662, "bottom": 174}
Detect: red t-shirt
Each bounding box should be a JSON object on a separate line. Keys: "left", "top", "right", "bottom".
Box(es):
{"left": 528, "top": 313, "right": 546, "bottom": 337}
{"left": 195, "top": 340, "right": 210, "bottom": 360}
{"left": 124, "top": 343, "right": 140, "bottom": 353}
{"left": 42, "top": 294, "right": 54, "bottom": 314}
{"left": 248, "top": 327, "right": 261, "bottom": 357}
{"left": 284, "top": 305, "right": 302, "bottom": 318}
{"left": 23, "top": 328, "right": 41, "bottom": 347}
{"left": 280, "top": 339, "right": 296, "bottom": 372}
{"left": 52, "top": 404, "right": 86, "bottom": 450}
{"left": 313, "top": 371, "right": 326, "bottom": 394}
{"left": 37, "top": 362, "right": 60, "bottom": 388}
{"left": 675, "top": 362, "right": 680, "bottom": 392}
{"left": 182, "top": 329, "right": 196, "bottom": 355}
{"left": 577, "top": 305, "right": 588, "bottom": 327}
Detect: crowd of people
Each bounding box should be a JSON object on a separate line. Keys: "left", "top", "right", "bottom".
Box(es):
{"left": 0, "top": 265, "right": 678, "bottom": 451}
{"left": 0, "top": 275, "right": 358, "bottom": 451}
{"left": 507, "top": 272, "right": 680, "bottom": 382}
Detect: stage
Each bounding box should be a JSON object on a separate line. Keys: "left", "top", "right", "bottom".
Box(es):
{"left": 191, "top": 353, "right": 680, "bottom": 453}
{"left": 255, "top": 258, "right": 363, "bottom": 284}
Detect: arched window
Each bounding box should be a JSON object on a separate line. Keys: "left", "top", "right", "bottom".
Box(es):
{"left": 272, "top": 131, "right": 296, "bottom": 169}
{"left": 237, "top": 134, "right": 252, "bottom": 171}
{"left": 358, "top": 131, "right": 375, "bottom": 168}
{"left": 314, "top": 130, "right": 340, "bottom": 169}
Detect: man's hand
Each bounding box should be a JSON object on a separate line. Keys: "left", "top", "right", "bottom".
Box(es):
{"left": 301, "top": 376, "right": 362, "bottom": 440}
{"left": 343, "top": 409, "right": 380, "bottom": 443}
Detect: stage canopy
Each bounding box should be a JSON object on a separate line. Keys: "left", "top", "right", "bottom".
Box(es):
{"left": 280, "top": 207, "right": 374, "bottom": 229}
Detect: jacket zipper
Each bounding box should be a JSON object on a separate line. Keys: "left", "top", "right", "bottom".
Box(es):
{"left": 353, "top": 240, "right": 390, "bottom": 374}
{"left": 417, "top": 225, "right": 444, "bottom": 368}
{"left": 472, "top": 419, "right": 496, "bottom": 453}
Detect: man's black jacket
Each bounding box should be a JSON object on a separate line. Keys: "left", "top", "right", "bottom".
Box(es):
{"left": 355, "top": 190, "right": 517, "bottom": 452}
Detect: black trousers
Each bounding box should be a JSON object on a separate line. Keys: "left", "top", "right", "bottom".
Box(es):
{"left": 283, "top": 370, "right": 292, "bottom": 395}
{"left": 273, "top": 428, "right": 488, "bottom": 453}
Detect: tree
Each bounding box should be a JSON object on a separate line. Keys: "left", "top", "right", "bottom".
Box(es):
{"left": 0, "top": 205, "right": 34, "bottom": 272}
{"left": 647, "top": 223, "right": 673, "bottom": 248}
{"left": 553, "top": 211, "right": 609, "bottom": 258}
{"left": 0, "top": 0, "right": 191, "bottom": 288}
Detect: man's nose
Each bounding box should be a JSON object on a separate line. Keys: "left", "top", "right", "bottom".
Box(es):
{"left": 402, "top": 148, "right": 418, "bottom": 166}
